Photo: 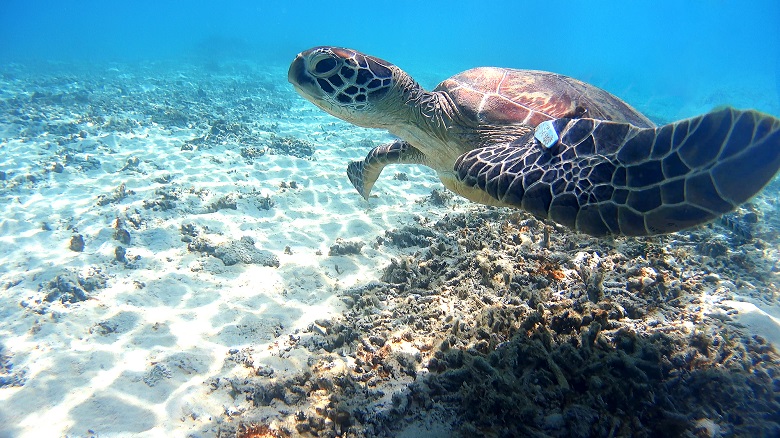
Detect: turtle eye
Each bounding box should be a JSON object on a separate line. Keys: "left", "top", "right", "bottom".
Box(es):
{"left": 310, "top": 54, "right": 340, "bottom": 77}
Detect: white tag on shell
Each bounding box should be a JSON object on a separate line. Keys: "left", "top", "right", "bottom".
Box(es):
{"left": 534, "top": 120, "right": 559, "bottom": 148}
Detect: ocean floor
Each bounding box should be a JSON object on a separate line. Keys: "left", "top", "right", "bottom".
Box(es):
{"left": 0, "top": 59, "right": 778, "bottom": 438}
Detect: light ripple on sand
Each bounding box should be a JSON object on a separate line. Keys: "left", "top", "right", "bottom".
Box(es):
{"left": 0, "top": 60, "right": 777, "bottom": 437}
{"left": 0, "top": 61, "right": 448, "bottom": 437}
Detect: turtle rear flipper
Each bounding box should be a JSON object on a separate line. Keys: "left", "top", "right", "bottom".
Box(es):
{"left": 347, "top": 140, "right": 427, "bottom": 200}
{"left": 455, "top": 107, "right": 780, "bottom": 236}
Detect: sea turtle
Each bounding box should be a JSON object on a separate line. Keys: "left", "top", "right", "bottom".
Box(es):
{"left": 288, "top": 46, "right": 780, "bottom": 236}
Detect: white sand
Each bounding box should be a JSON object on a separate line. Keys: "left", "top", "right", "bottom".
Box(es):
{"left": 0, "top": 61, "right": 778, "bottom": 437}
{"left": 721, "top": 298, "right": 780, "bottom": 347}
{"left": 0, "top": 65, "right": 452, "bottom": 436}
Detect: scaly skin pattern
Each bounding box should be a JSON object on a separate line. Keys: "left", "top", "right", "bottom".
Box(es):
{"left": 346, "top": 140, "right": 427, "bottom": 199}
{"left": 289, "top": 46, "right": 780, "bottom": 236}
{"left": 455, "top": 108, "right": 780, "bottom": 236}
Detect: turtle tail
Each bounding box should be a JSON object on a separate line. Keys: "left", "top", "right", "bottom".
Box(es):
{"left": 347, "top": 140, "right": 427, "bottom": 200}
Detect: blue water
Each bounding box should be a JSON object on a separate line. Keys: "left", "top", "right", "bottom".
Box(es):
{"left": 2, "top": 1, "right": 780, "bottom": 436}
{"left": 2, "top": 0, "right": 779, "bottom": 116}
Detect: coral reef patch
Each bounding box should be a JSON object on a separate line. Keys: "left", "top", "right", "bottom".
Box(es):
{"left": 212, "top": 207, "right": 780, "bottom": 437}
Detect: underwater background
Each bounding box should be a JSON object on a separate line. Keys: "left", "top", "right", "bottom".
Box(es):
{"left": 1, "top": 1, "right": 780, "bottom": 437}
{"left": 2, "top": 0, "right": 779, "bottom": 115}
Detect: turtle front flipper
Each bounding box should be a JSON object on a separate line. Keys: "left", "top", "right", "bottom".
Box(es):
{"left": 347, "top": 140, "right": 427, "bottom": 200}
{"left": 454, "top": 107, "right": 780, "bottom": 236}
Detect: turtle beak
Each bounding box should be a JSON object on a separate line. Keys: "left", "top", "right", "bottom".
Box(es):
{"left": 288, "top": 52, "right": 319, "bottom": 98}
{"left": 288, "top": 54, "right": 307, "bottom": 87}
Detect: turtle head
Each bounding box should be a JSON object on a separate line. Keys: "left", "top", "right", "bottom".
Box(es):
{"left": 288, "top": 46, "right": 404, "bottom": 128}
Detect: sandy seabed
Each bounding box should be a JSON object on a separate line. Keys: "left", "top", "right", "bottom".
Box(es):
{"left": 0, "top": 59, "right": 778, "bottom": 437}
